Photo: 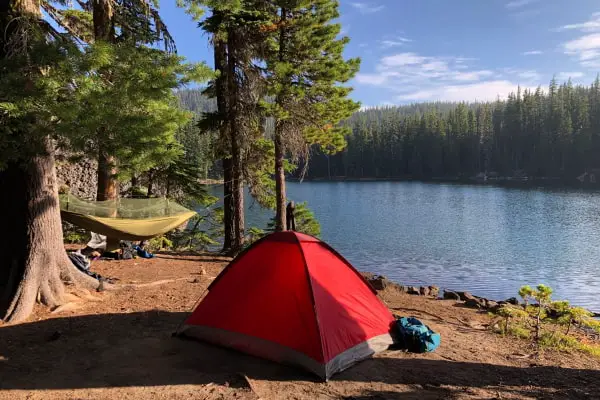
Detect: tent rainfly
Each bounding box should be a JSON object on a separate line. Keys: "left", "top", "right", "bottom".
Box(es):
{"left": 176, "top": 231, "right": 396, "bottom": 380}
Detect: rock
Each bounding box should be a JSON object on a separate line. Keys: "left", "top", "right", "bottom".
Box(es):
{"left": 443, "top": 290, "right": 461, "bottom": 300}
{"left": 361, "top": 272, "right": 377, "bottom": 281}
{"left": 464, "top": 298, "right": 485, "bottom": 309}
{"left": 47, "top": 331, "right": 62, "bottom": 342}
{"left": 456, "top": 291, "right": 477, "bottom": 302}
{"left": 407, "top": 286, "right": 420, "bottom": 295}
{"left": 369, "top": 276, "right": 389, "bottom": 291}
{"left": 428, "top": 286, "right": 440, "bottom": 297}
{"left": 485, "top": 300, "right": 499, "bottom": 310}
{"left": 504, "top": 297, "right": 519, "bottom": 305}
{"left": 419, "top": 286, "right": 430, "bottom": 296}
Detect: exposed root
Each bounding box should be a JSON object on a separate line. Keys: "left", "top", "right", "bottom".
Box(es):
{"left": 50, "top": 302, "right": 84, "bottom": 314}
{"left": 121, "top": 277, "right": 190, "bottom": 289}
{"left": 69, "top": 288, "right": 104, "bottom": 302}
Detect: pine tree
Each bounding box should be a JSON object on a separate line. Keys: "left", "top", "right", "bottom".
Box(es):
{"left": 0, "top": 0, "right": 102, "bottom": 323}
{"left": 0, "top": 0, "right": 210, "bottom": 322}
{"left": 263, "top": 0, "right": 360, "bottom": 231}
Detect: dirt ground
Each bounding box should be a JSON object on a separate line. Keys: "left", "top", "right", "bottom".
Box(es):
{"left": 1, "top": 252, "right": 600, "bottom": 400}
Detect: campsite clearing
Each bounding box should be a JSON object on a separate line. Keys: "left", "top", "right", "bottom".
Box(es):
{"left": 1, "top": 253, "right": 599, "bottom": 400}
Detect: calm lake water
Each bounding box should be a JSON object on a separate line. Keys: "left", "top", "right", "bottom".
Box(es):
{"left": 210, "top": 182, "right": 600, "bottom": 312}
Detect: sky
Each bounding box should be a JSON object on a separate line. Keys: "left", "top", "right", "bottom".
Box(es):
{"left": 159, "top": 0, "right": 600, "bottom": 107}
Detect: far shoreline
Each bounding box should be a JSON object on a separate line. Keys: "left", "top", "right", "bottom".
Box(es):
{"left": 201, "top": 176, "right": 600, "bottom": 191}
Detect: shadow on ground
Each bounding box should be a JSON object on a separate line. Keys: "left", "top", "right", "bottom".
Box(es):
{"left": 1, "top": 311, "right": 599, "bottom": 399}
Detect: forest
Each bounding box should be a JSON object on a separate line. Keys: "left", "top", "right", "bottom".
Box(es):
{"left": 307, "top": 78, "right": 600, "bottom": 182}
{"left": 179, "top": 76, "right": 600, "bottom": 183}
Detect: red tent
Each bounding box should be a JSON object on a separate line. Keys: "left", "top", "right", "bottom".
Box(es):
{"left": 177, "top": 231, "right": 395, "bottom": 380}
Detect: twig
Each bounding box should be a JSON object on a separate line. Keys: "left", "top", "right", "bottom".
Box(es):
{"left": 239, "top": 374, "right": 263, "bottom": 399}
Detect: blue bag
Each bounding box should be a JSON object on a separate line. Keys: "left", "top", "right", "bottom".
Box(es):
{"left": 393, "top": 317, "right": 441, "bottom": 353}
{"left": 133, "top": 245, "right": 154, "bottom": 259}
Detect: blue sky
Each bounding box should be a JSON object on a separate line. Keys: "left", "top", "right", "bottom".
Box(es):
{"left": 160, "top": 0, "right": 600, "bottom": 106}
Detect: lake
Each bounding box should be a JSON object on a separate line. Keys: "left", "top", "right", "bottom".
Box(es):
{"left": 210, "top": 182, "right": 600, "bottom": 312}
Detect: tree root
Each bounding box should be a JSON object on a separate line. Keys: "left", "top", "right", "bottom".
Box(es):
{"left": 120, "top": 277, "right": 191, "bottom": 289}
{"left": 51, "top": 302, "right": 84, "bottom": 314}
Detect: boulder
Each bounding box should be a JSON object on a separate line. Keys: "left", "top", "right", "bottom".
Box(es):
{"left": 464, "top": 298, "right": 485, "bottom": 309}
{"left": 428, "top": 286, "right": 440, "bottom": 297}
{"left": 504, "top": 297, "right": 519, "bottom": 306}
{"left": 456, "top": 291, "right": 477, "bottom": 302}
{"left": 484, "top": 300, "right": 499, "bottom": 310}
{"left": 443, "top": 290, "right": 461, "bottom": 300}
{"left": 419, "top": 286, "right": 430, "bottom": 296}
{"left": 407, "top": 286, "right": 420, "bottom": 295}
{"left": 361, "top": 272, "right": 377, "bottom": 281}
{"left": 367, "top": 275, "right": 389, "bottom": 291}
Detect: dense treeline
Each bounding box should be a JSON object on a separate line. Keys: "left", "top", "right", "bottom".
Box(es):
{"left": 306, "top": 78, "right": 600, "bottom": 181}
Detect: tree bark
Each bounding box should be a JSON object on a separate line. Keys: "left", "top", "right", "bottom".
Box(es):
{"left": 97, "top": 151, "right": 118, "bottom": 201}
{"left": 274, "top": 7, "right": 287, "bottom": 232}
{"left": 147, "top": 169, "right": 155, "bottom": 197}
{"left": 227, "top": 28, "right": 244, "bottom": 252}
{"left": 214, "top": 35, "right": 234, "bottom": 252}
{"left": 92, "top": 0, "right": 118, "bottom": 202}
{"left": 274, "top": 124, "right": 287, "bottom": 232}
{"left": 0, "top": 139, "right": 101, "bottom": 323}
{"left": 222, "top": 157, "right": 235, "bottom": 251}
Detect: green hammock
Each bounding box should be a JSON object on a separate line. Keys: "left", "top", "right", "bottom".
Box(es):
{"left": 59, "top": 194, "right": 197, "bottom": 241}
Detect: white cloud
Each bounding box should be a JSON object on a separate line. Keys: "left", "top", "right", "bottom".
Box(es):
{"left": 522, "top": 50, "right": 543, "bottom": 55}
{"left": 517, "top": 70, "right": 542, "bottom": 81}
{"left": 355, "top": 73, "right": 389, "bottom": 86}
{"left": 557, "top": 72, "right": 585, "bottom": 80}
{"left": 564, "top": 33, "right": 600, "bottom": 53}
{"left": 453, "top": 70, "right": 494, "bottom": 81}
{"left": 354, "top": 51, "right": 543, "bottom": 103}
{"left": 351, "top": 2, "right": 384, "bottom": 14}
{"left": 379, "top": 36, "right": 412, "bottom": 48}
{"left": 556, "top": 13, "right": 600, "bottom": 68}
{"left": 396, "top": 81, "right": 536, "bottom": 102}
{"left": 563, "top": 33, "right": 600, "bottom": 67}
{"left": 557, "top": 13, "right": 600, "bottom": 32}
{"left": 381, "top": 52, "right": 426, "bottom": 67}
{"left": 506, "top": 0, "right": 539, "bottom": 9}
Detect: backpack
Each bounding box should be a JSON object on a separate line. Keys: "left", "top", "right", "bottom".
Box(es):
{"left": 392, "top": 317, "right": 441, "bottom": 353}
{"left": 119, "top": 241, "right": 136, "bottom": 260}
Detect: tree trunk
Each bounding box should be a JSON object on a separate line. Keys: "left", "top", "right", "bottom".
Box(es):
{"left": 227, "top": 28, "right": 244, "bottom": 252}
{"left": 274, "top": 7, "right": 287, "bottom": 232}
{"left": 97, "top": 151, "right": 118, "bottom": 201}
{"left": 0, "top": 139, "right": 101, "bottom": 323}
{"left": 274, "top": 124, "right": 287, "bottom": 232}
{"left": 93, "top": 0, "right": 118, "bottom": 202}
{"left": 214, "top": 35, "right": 234, "bottom": 252}
{"left": 222, "top": 157, "right": 235, "bottom": 251}
{"left": 147, "top": 169, "right": 155, "bottom": 197}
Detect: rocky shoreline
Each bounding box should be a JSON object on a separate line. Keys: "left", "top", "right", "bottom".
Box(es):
{"left": 361, "top": 272, "right": 600, "bottom": 318}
